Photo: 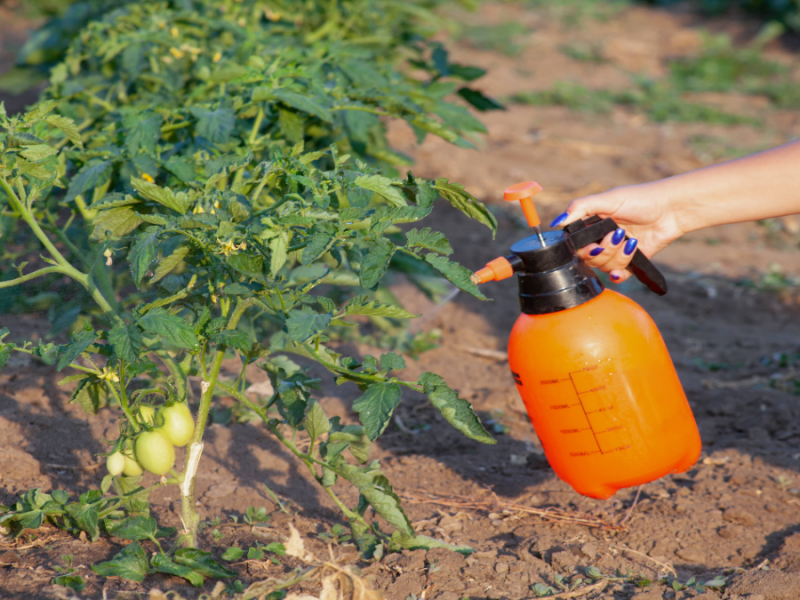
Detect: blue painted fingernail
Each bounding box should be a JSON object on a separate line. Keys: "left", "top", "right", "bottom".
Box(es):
{"left": 589, "top": 247, "right": 604, "bottom": 256}
{"left": 611, "top": 273, "right": 620, "bottom": 281}
{"left": 550, "top": 212, "right": 568, "bottom": 228}
{"left": 611, "top": 228, "right": 625, "bottom": 245}
{"left": 624, "top": 238, "right": 638, "bottom": 255}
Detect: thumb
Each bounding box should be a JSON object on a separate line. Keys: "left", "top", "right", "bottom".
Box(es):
{"left": 550, "top": 191, "right": 623, "bottom": 228}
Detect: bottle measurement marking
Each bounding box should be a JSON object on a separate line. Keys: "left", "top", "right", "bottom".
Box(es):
{"left": 540, "top": 367, "right": 626, "bottom": 457}
{"left": 567, "top": 370, "right": 605, "bottom": 454}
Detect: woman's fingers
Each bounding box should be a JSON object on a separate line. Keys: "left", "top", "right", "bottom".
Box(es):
{"left": 550, "top": 190, "right": 625, "bottom": 229}
{"left": 576, "top": 228, "right": 639, "bottom": 284}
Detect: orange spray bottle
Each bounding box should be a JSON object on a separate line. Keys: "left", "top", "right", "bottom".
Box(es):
{"left": 473, "top": 181, "right": 701, "bottom": 499}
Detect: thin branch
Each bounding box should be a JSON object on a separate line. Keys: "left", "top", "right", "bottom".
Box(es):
{"left": 0, "top": 266, "right": 64, "bottom": 288}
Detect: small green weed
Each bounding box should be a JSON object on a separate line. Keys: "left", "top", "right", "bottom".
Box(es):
{"left": 687, "top": 134, "right": 774, "bottom": 163}
{"left": 527, "top": 0, "right": 630, "bottom": 25}
{"left": 510, "top": 82, "right": 616, "bottom": 112}
{"left": 669, "top": 27, "right": 786, "bottom": 93}
{"left": 510, "top": 79, "right": 758, "bottom": 124}
{"left": 319, "top": 523, "right": 353, "bottom": 545}
{"left": 51, "top": 554, "right": 86, "bottom": 592}
{"left": 453, "top": 22, "right": 530, "bottom": 55}
{"left": 560, "top": 41, "right": 607, "bottom": 63}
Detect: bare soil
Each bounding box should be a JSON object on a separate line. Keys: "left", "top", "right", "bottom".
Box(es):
{"left": 4, "top": 3, "right": 800, "bottom": 599}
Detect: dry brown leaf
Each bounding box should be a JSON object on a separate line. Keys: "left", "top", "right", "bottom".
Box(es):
{"left": 285, "top": 523, "right": 307, "bottom": 559}
{"left": 320, "top": 574, "right": 339, "bottom": 600}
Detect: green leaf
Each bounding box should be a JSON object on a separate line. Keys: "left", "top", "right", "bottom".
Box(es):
{"left": 434, "top": 102, "right": 487, "bottom": 133}
{"left": 247, "top": 547, "right": 263, "bottom": 560}
{"left": 353, "top": 382, "right": 402, "bottom": 441}
{"left": 131, "top": 177, "right": 189, "bottom": 214}
{"left": 390, "top": 531, "right": 472, "bottom": 555}
{"left": 354, "top": 175, "right": 407, "bottom": 207}
{"left": 65, "top": 502, "right": 99, "bottom": 540}
{"left": 66, "top": 161, "right": 112, "bottom": 203}
{"left": 57, "top": 330, "right": 96, "bottom": 371}
{"left": 139, "top": 307, "right": 199, "bottom": 349}
{"left": 92, "top": 541, "right": 149, "bottom": 582}
{"left": 108, "top": 323, "right": 142, "bottom": 363}
{"left": 359, "top": 238, "right": 394, "bottom": 289}
{"left": 424, "top": 254, "right": 486, "bottom": 300}
{"left": 228, "top": 253, "right": 264, "bottom": 279}
{"left": 269, "top": 232, "right": 288, "bottom": 277}
{"left": 222, "top": 547, "right": 244, "bottom": 561}
{"left": 45, "top": 114, "right": 82, "bottom": 148}
{"left": 301, "top": 232, "right": 335, "bottom": 265}
{"left": 434, "top": 178, "right": 497, "bottom": 234}
{"left": 164, "top": 156, "right": 196, "bottom": 182}
{"left": 222, "top": 283, "right": 252, "bottom": 295}
{"left": 124, "top": 112, "right": 163, "bottom": 155}
{"left": 703, "top": 577, "right": 727, "bottom": 588}
{"left": 343, "top": 295, "right": 416, "bottom": 319}
{"left": 272, "top": 88, "right": 332, "bottom": 123}
{"left": 20, "top": 144, "right": 57, "bottom": 161}
{"left": 338, "top": 463, "right": 412, "bottom": 535}
{"left": 0, "top": 335, "right": 12, "bottom": 369}
{"left": 129, "top": 229, "right": 159, "bottom": 286}
{"left": 449, "top": 64, "right": 487, "bottom": 81}
{"left": 151, "top": 245, "right": 190, "bottom": 284}
{"left": 52, "top": 574, "right": 86, "bottom": 592}
{"left": 457, "top": 87, "right": 504, "bottom": 111}
{"left": 105, "top": 516, "right": 158, "bottom": 540}
{"left": 151, "top": 553, "right": 204, "bottom": 587}
{"left": 304, "top": 400, "right": 330, "bottom": 440}
{"left": 190, "top": 107, "right": 236, "bottom": 143}
{"left": 211, "top": 330, "right": 252, "bottom": 353}
{"left": 91, "top": 206, "right": 143, "bottom": 240}
{"left": 173, "top": 548, "right": 235, "bottom": 578}
{"left": 278, "top": 109, "right": 305, "bottom": 144}
{"left": 405, "top": 228, "right": 452, "bottom": 255}
{"left": 34, "top": 340, "right": 59, "bottom": 365}
{"left": 70, "top": 379, "right": 108, "bottom": 416}
{"left": 285, "top": 306, "right": 332, "bottom": 344}
{"left": 379, "top": 352, "right": 406, "bottom": 371}
{"left": 419, "top": 372, "right": 494, "bottom": 444}
{"left": 265, "top": 542, "right": 286, "bottom": 556}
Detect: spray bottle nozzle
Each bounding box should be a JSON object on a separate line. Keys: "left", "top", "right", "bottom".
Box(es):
{"left": 504, "top": 181, "right": 546, "bottom": 246}
{"left": 471, "top": 255, "right": 524, "bottom": 285}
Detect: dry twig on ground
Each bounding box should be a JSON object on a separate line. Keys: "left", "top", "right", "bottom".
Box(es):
{"left": 400, "top": 489, "right": 620, "bottom": 530}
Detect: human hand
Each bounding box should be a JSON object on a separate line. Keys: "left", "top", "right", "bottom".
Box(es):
{"left": 549, "top": 182, "right": 686, "bottom": 283}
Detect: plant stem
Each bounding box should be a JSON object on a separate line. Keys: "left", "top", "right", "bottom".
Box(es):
{"left": 0, "top": 177, "right": 119, "bottom": 317}
{"left": 0, "top": 266, "right": 63, "bottom": 288}
{"left": 179, "top": 297, "right": 256, "bottom": 546}
{"left": 117, "top": 364, "right": 139, "bottom": 433}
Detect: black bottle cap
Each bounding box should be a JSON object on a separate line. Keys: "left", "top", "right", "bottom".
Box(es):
{"left": 509, "top": 231, "right": 603, "bottom": 315}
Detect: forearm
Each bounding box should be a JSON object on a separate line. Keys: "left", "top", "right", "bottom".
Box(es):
{"left": 663, "top": 140, "right": 800, "bottom": 234}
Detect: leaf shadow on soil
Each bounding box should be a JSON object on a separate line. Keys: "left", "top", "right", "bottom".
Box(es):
{"left": 0, "top": 360, "right": 110, "bottom": 505}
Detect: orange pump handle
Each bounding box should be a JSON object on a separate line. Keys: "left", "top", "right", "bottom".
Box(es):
{"left": 504, "top": 181, "right": 543, "bottom": 228}
{"left": 471, "top": 256, "right": 514, "bottom": 284}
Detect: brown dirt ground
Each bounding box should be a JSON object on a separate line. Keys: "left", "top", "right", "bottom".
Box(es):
{"left": 4, "top": 2, "right": 800, "bottom": 599}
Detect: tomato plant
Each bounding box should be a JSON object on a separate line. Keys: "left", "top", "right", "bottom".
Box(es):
{"left": 0, "top": 0, "right": 500, "bottom": 588}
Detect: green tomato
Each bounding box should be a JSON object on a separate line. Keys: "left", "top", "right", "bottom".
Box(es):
{"left": 122, "top": 450, "right": 144, "bottom": 477}
{"left": 138, "top": 405, "right": 156, "bottom": 426}
{"left": 135, "top": 430, "right": 175, "bottom": 475}
{"left": 106, "top": 451, "right": 126, "bottom": 476}
{"left": 158, "top": 403, "right": 195, "bottom": 447}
